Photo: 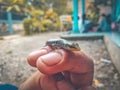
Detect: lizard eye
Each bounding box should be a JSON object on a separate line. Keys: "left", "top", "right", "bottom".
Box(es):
{"left": 76, "top": 43, "right": 79, "bottom": 47}
{"left": 73, "top": 43, "right": 78, "bottom": 47}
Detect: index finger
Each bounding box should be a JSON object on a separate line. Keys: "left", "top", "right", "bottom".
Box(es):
{"left": 27, "top": 46, "right": 53, "bottom": 67}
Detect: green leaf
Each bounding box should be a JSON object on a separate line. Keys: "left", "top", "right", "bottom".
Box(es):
{"left": 12, "top": 0, "right": 18, "bottom": 4}
{"left": 7, "top": 6, "right": 13, "bottom": 12}
{"left": 14, "top": 5, "right": 21, "bottom": 12}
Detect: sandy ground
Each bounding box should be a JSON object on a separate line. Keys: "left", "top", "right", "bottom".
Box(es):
{"left": 0, "top": 32, "right": 120, "bottom": 90}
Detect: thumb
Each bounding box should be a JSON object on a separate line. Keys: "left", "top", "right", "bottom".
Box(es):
{"left": 36, "top": 49, "right": 70, "bottom": 75}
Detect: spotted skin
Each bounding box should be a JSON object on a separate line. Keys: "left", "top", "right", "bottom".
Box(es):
{"left": 46, "top": 39, "right": 80, "bottom": 51}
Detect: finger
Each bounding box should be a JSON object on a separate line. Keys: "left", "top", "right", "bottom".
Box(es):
{"left": 27, "top": 46, "right": 52, "bottom": 67}
{"left": 40, "top": 75, "right": 58, "bottom": 90}
{"left": 36, "top": 49, "right": 94, "bottom": 88}
{"left": 57, "top": 80, "right": 75, "bottom": 90}
{"left": 40, "top": 73, "right": 75, "bottom": 90}
{"left": 36, "top": 49, "right": 93, "bottom": 74}
{"left": 19, "top": 71, "right": 76, "bottom": 90}
{"left": 68, "top": 51, "right": 94, "bottom": 88}
{"left": 36, "top": 49, "right": 70, "bottom": 75}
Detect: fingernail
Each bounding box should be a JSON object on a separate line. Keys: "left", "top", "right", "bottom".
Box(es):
{"left": 39, "top": 49, "right": 48, "bottom": 55}
{"left": 28, "top": 49, "right": 48, "bottom": 62}
{"left": 27, "top": 49, "right": 48, "bottom": 66}
{"left": 40, "top": 52, "right": 62, "bottom": 66}
{"left": 28, "top": 49, "right": 48, "bottom": 58}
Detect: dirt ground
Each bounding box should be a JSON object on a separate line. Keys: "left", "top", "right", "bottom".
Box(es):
{"left": 0, "top": 32, "right": 120, "bottom": 90}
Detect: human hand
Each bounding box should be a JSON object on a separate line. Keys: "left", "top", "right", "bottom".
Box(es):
{"left": 19, "top": 46, "right": 96, "bottom": 90}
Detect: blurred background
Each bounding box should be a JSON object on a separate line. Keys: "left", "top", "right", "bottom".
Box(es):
{"left": 0, "top": 0, "right": 120, "bottom": 90}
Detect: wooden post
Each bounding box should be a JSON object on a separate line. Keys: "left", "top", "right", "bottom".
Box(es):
{"left": 82, "top": 0, "right": 85, "bottom": 15}
{"left": 7, "top": 12, "right": 13, "bottom": 34}
{"left": 72, "top": 0, "right": 79, "bottom": 33}
{"left": 116, "top": 0, "right": 120, "bottom": 20}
